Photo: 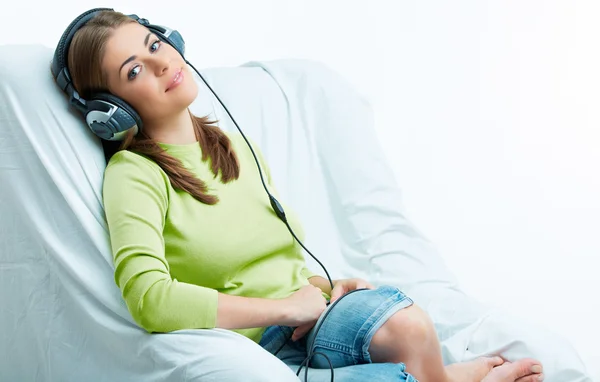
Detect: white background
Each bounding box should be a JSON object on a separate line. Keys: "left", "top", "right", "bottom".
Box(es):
{"left": 2, "top": 0, "right": 599, "bottom": 379}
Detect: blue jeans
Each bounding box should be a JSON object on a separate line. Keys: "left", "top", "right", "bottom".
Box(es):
{"left": 259, "top": 285, "right": 419, "bottom": 382}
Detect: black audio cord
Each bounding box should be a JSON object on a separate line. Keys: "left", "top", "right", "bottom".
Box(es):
{"left": 186, "top": 60, "right": 349, "bottom": 382}
{"left": 185, "top": 60, "right": 333, "bottom": 290}
{"left": 186, "top": 59, "right": 334, "bottom": 293}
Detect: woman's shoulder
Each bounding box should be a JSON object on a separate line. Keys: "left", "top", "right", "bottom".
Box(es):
{"left": 104, "top": 150, "right": 168, "bottom": 186}
{"left": 106, "top": 149, "right": 158, "bottom": 171}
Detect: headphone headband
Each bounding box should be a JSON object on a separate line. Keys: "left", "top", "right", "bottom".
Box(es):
{"left": 52, "top": 8, "right": 111, "bottom": 86}
{"left": 51, "top": 8, "right": 185, "bottom": 141}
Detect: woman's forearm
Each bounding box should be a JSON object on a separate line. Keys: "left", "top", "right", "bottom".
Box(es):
{"left": 215, "top": 293, "right": 292, "bottom": 329}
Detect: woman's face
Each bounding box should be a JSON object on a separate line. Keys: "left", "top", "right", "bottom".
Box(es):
{"left": 101, "top": 22, "right": 198, "bottom": 124}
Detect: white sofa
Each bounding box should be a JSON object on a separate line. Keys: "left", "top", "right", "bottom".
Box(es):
{"left": 0, "top": 44, "right": 592, "bottom": 381}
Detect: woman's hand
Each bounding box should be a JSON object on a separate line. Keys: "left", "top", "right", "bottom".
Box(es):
{"left": 282, "top": 285, "right": 327, "bottom": 341}
{"left": 329, "top": 278, "right": 375, "bottom": 303}
{"left": 282, "top": 285, "right": 327, "bottom": 340}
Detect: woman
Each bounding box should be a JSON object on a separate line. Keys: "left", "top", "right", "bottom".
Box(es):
{"left": 64, "top": 10, "right": 544, "bottom": 382}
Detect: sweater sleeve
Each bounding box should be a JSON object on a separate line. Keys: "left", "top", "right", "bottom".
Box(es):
{"left": 246, "top": 136, "right": 319, "bottom": 281}
{"left": 102, "top": 150, "right": 218, "bottom": 333}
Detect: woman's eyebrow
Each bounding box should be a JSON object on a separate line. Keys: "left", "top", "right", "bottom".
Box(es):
{"left": 118, "top": 32, "right": 153, "bottom": 77}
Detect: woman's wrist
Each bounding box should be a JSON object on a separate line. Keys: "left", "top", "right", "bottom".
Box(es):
{"left": 307, "top": 275, "right": 336, "bottom": 295}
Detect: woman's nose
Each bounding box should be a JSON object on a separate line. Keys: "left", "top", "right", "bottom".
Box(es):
{"left": 150, "top": 56, "right": 170, "bottom": 76}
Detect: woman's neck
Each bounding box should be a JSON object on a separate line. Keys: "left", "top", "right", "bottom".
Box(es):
{"left": 144, "top": 109, "right": 197, "bottom": 145}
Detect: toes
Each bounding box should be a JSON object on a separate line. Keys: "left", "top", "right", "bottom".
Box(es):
{"left": 482, "top": 356, "right": 505, "bottom": 368}
{"left": 515, "top": 374, "right": 544, "bottom": 382}
{"left": 491, "top": 356, "right": 505, "bottom": 367}
{"left": 509, "top": 358, "right": 543, "bottom": 379}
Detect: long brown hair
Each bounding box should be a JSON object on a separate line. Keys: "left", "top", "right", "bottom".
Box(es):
{"left": 66, "top": 10, "right": 239, "bottom": 204}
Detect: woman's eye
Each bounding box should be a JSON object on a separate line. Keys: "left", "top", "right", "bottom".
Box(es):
{"left": 128, "top": 65, "right": 140, "bottom": 80}
{"left": 127, "top": 39, "right": 161, "bottom": 81}
{"left": 150, "top": 39, "right": 161, "bottom": 53}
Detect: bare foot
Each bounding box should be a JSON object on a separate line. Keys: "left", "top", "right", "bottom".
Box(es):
{"left": 481, "top": 358, "right": 544, "bottom": 382}
{"left": 445, "top": 357, "right": 505, "bottom": 382}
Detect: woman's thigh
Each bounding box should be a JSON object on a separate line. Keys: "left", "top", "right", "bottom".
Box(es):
{"left": 259, "top": 324, "right": 309, "bottom": 366}
{"left": 191, "top": 328, "right": 300, "bottom": 382}
{"left": 306, "top": 285, "right": 414, "bottom": 369}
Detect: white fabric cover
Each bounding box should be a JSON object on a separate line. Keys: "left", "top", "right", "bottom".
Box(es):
{"left": 0, "top": 44, "right": 592, "bottom": 382}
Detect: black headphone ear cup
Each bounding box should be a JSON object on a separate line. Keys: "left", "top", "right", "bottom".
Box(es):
{"left": 85, "top": 93, "right": 143, "bottom": 141}
{"left": 95, "top": 93, "right": 141, "bottom": 123}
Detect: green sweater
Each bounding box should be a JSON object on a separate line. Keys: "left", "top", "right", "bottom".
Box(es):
{"left": 102, "top": 132, "right": 317, "bottom": 343}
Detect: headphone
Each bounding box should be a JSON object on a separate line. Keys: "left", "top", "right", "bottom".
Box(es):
{"left": 51, "top": 7, "right": 186, "bottom": 141}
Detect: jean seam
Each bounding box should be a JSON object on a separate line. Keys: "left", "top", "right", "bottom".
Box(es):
{"left": 313, "top": 340, "right": 354, "bottom": 354}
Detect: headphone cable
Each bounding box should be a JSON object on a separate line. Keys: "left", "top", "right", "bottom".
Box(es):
{"left": 185, "top": 59, "right": 335, "bottom": 292}
{"left": 185, "top": 60, "right": 337, "bottom": 382}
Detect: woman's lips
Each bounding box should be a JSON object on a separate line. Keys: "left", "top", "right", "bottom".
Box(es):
{"left": 166, "top": 69, "right": 183, "bottom": 92}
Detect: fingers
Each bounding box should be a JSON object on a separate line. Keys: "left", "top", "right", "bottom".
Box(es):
{"left": 360, "top": 281, "right": 376, "bottom": 290}
{"left": 291, "top": 322, "right": 313, "bottom": 342}
{"left": 330, "top": 280, "right": 376, "bottom": 303}
{"left": 290, "top": 327, "right": 303, "bottom": 342}
{"left": 349, "top": 278, "right": 375, "bottom": 291}
{"left": 329, "top": 285, "right": 344, "bottom": 303}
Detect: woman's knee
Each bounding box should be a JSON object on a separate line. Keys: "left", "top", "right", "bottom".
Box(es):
{"left": 371, "top": 304, "right": 435, "bottom": 350}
